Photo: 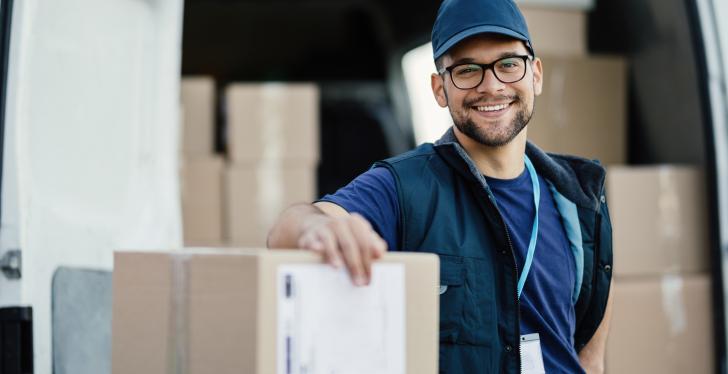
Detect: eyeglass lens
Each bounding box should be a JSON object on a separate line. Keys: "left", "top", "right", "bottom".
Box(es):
{"left": 451, "top": 57, "right": 527, "bottom": 89}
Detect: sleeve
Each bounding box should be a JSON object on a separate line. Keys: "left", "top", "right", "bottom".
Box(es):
{"left": 317, "top": 166, "right": 400, "bottom": 251}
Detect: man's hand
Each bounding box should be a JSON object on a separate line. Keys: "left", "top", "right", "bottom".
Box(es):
{"left": 267, "top": 202, "right": 387, "bottom": 286}
{"left": 578, "top": 283, "right": 613, "bottom": 374}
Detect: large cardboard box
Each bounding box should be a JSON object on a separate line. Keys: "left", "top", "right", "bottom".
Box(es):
{"left": 527, "top": 56, "right": 626, "bottom": 164}
{"left": 226, "top": 83, "right": 319, "bottom": 164}
{"left": 181, "top": 156, "right": 224, "bottom": 246}
{"left": 181, "top": 77, "right": 216, "bottom": 156}
{"left": 112, "top": 248, "right": 439, "bottom": 374}
{"left": 606, "top": 275, "right": 713, "bottom": 373}
{"left": 607, "top": 166, "right": 709, "bottom": 277}
{"left": 224, "top": 164, "right": 316, "bottom": 247}
{"left": 521, "top": 7, "right": 586, "bottom": 56}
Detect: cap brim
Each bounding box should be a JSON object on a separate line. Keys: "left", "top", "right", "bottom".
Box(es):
{"left": 433, "top": 25, "right": 531, "bottom": 60}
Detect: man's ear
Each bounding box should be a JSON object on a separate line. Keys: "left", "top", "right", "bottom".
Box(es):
{"left": 532, "top": 57, "right": 543, "bottom": 96}
{"left": 431, "top": 73, "right": 449, "bottom": 108}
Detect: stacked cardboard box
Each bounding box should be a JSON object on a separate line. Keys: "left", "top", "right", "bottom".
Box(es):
{"left": 181, "top": 77, "right": 216, "bottom": 156}
{"left": 180, "top": 157, "right": 224, "bottom": 245}
{"left": 224, "top": 83, "right": 319, "bottom": 247}
{"left": 518, "top": 6, "right": 713, "bottom": 371}
{"left": 180, "top": 77, "right": 224, "bottom": 246}
{"left": 605, "top": 166, "right": 713, "bottom": 373}
{"left": 527, "top": 56, "right": 626, "bottom": 164}
{"left": 112, "top": 249, "right": 439, "bottom": 374}
{"left": 521, "top": 7, "right": 587, "bottom": 57}
{"left": 608, "top": 167, "right": 709, "bottom": 276}
{"left": 179, "top": 79, "right": 319, "bottom": 247}
{"left": 521, "top": 6, "right": 627, "bottom": 165}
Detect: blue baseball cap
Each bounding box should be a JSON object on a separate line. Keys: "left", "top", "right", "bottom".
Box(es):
{"left": 432, "top": 0, "right": 534, "bottom": 61}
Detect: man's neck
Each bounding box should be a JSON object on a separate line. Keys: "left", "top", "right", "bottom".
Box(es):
{"left": 452, "top": 126, "right": 527, "bottom": 179}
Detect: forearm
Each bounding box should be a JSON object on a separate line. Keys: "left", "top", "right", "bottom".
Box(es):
{"left": 267, "top": 203, "right": 328, "bottom": 249}
{"left": 578, "top": 283, "right": 613, "bottom": 374}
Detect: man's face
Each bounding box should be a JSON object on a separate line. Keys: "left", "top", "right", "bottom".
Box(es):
{"left": 431, "top": 34, "right": 543, "bottom": 147}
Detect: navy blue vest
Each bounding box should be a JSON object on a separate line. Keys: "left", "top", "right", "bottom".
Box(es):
{"left": 374, "top": 130, "right": 613, "bottom": 373}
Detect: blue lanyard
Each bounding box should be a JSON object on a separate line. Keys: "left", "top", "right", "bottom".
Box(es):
{"left": 517, "top": 155, "right": 540, "bottom": 299}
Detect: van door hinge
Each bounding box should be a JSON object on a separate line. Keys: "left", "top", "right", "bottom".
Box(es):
{"left": 0, "top": 249, "right": 21, "bottom": 279}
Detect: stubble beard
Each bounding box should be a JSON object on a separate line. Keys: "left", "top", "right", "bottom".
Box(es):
{"left": 452, "top": 98, "right": 534, "bottom": 147}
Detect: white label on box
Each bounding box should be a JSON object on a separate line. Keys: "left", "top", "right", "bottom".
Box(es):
{"left": 277, "top": 264, "right": 406, "bottom": 374}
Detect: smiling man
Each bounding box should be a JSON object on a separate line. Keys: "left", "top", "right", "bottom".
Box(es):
{"left": 268, "top": 0, "right": 613, "bottom": 373}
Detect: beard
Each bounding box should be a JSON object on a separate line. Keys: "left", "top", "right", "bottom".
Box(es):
{"left": 451, "top": 96, "right": 533, "bottom": 147}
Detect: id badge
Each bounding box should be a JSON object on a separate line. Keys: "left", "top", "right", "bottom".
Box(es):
{"left": 520, "top": 333, "right": 545, "bottom": 374}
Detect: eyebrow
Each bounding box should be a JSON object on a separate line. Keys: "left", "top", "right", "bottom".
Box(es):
{"left": 450, "top": 51, "right": 524, "bottom": 65}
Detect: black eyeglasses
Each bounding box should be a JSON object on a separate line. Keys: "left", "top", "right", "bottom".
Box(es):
{"left": 438, "top": 55, "right": 532, "bottom": 90}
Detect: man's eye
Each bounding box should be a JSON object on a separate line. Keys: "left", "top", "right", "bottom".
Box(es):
{"left": 497, "top": 59, "right": 522, "bottom": 69}
{"left": 455, "top": 66, "right": 480, "bottom": 75}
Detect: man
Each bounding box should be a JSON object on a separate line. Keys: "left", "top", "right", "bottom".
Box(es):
{"left": 268, "top": 0, "right": 613, "bottom": 372}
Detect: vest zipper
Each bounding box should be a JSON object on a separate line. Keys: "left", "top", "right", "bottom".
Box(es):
{"left": 502, "top": 215, "right": 522, "bottom": 374}
{"left": 486, "top": 189, "right": 522, "bottom": 373}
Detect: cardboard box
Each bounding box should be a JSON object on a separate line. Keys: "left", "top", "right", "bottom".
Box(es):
{"left": 527, "top": 55, "right": 627, "bottom": 164}
{"left": 607, "top": 166, "right": 709, "bottom": 277}
{"left": 521, "top": 7, "right": 586, "bottom": 56}
{"left": 606, "top": 275, "right": 713, "bottom": 373}
{"left": 181, "top": 156, "right": 224, "bottom": 246}
{"left": 226, "top": 83, "right": 319, "bottom": 164}
{"left": 224, "top": 164, "right": 316, "bottom": 247}
{"left": 518, "top": 0, "right": 593, "bottom": 9}
{"left": 112, "top": 248, "right": 439, "bottom": 374}
{"left": 181, "top": 77, "right": 216, "bottom": 156}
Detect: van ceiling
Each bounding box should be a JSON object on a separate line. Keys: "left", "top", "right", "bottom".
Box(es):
{"left": 182, "top": 0, "right": 440, "bottom": 82}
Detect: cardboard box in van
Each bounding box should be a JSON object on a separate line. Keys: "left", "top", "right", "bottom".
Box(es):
{"left": 224, "top": 164, "right": 316, "bottom": 247}
{"left": 607, "top": 166, "right": 709, "bottom": 277}
{"left": 521, "top": 7, "right": 587, "bottom": 56}
{"left": 528, "top": 55, "right": 627, "bottom": 165}
{"left": 181, "top": 156, "right": 224, "bottom": 246}
{"left": 606, "top": 275, "right": 713, "bottom": 374}
{"left": 181, "top": 77, "right": 216, "bottom": 157}
{"left": 226, "top": 83, "right": 320, "bottom": 164}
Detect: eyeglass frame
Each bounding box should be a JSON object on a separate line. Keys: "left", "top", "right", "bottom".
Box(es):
{"left": 437, "top": 54, "right": 533, "bottom": 90}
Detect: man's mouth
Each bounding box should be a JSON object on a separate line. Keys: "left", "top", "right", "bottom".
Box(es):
{"left": 474, "top": 102, "right": 511, "bottom": 112}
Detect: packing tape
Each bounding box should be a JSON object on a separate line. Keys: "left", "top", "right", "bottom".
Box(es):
{"left": 661, "top": 274, "right": 687, "bottom": 335}
{"left": 657, "top": 167, "right": 682, "bottom": 272}
{"left": 260, "top": 83, "right": 285, "bottom": 161}
{"left": 549, "top": 63, "right": 567, "bottom": 130}
{"left": 169, "top": 253, "right": 192, "bottom": 374}
{"left": 657, "top": 166, "right": 681, "bottom": 240}
{"left": 259, "top": 84, "right": 286, "bottom": 239}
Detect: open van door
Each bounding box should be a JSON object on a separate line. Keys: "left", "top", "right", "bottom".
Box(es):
{"left": 694, "top": 0, "right": 728, "bottom": 372}
{"left": 0, "top": 1, "right": 184, "bottom": 373}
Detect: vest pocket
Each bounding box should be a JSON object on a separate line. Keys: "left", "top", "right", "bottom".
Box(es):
{"left": 438, "top": 255, "right": 465, "bottom": 343}
{"left": 438, "top": 254, "right": 497, "bottom": 347}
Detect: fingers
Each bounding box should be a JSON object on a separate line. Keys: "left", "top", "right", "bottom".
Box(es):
{"left": 316, "top": 229, "right": 343, "bottom": 268}
{"left": 348, "top": 214, "right": 384, "bottom": 283}
{"left": 298, "top": 214, "right": 389, "bottom": 287}
{"left": 332, "top": 219, "right": 367, "bottom": 286}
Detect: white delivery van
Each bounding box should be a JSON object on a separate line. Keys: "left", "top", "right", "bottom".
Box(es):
{"left": 1, "top": 0, "right": 728, "bottom": 373}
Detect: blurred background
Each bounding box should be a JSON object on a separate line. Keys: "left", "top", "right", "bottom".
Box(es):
{"left": 0, "top": 0, "right": 728, "bottom": 373}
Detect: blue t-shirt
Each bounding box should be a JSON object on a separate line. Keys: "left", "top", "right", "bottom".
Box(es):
{"left": 320, "top": 166, "right": 584, "bottom": 373}
{"left": 319, "top": 167, "right": 400, "bottom": 252}
{"left": 485, "top": 170, "right": 584, "bottom": 374}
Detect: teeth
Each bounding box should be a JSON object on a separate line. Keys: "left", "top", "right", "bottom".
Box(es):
{"left": 476, "top": 103, "right": 509, "bottom": 112}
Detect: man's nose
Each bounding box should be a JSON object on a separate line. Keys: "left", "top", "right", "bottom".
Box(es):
{"left": 475, "top": 68, "right": 506, "bottom": 94}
